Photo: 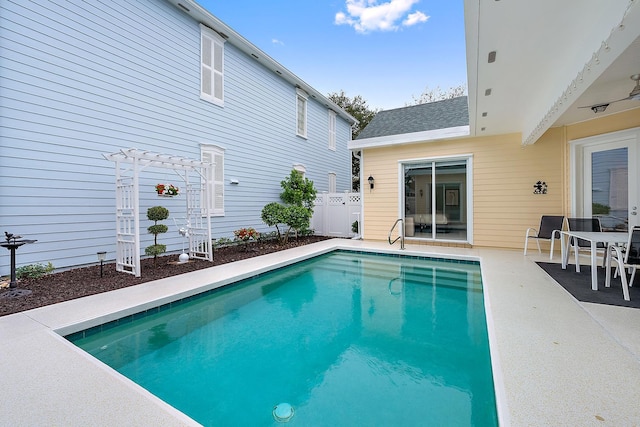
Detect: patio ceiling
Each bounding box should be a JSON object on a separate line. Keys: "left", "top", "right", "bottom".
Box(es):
{"left": 465, "top": 0, "right": 640, "bottom": 145}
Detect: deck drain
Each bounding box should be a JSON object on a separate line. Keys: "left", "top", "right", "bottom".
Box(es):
{"left": 273, "top": 403, "right": 294, "bottom": 422}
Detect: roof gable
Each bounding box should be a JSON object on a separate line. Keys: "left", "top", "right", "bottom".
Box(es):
{"left": 357, "top": 96, "right": 469, "bottom": 140}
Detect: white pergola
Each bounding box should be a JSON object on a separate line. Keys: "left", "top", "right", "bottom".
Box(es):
{"left": 104, "top": 148, "right": 213, "bottom": 277}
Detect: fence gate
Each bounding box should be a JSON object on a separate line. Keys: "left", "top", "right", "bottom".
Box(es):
{"left": 311, "top": 192, "right": 361, "bottom": 238}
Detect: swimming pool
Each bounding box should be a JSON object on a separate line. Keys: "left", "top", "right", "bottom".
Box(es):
{"left": 68, "top": 250, "right": 498, "bottom": 426}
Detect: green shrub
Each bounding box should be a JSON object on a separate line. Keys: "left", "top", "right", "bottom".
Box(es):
{"left": 145, "top": 244, "right": 167, "bottom": 257}
{"left": 214, "top": 237, "right": 234, "bottom": 248}
{"left": 592, "top": 202, "right": 610, "bottom": 215}
{"left": 261, "top": 170, "right": 318, "bottom": 244}
{"left": 16, "top": 262, "right": 54, "bottom": 279}
{"left": 146, "top": 205, "right": 169, "bottom": 265}
{"left": 352, "top": 220, "right": 359, "bottom": 233}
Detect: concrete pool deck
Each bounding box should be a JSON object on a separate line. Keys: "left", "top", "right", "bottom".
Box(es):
{"left": 1, "top": 238, "right": 639, "bottom": 426}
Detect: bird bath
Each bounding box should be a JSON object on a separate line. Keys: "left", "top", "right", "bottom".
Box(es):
{"left": 1, "top": 233, "right": 37, "bottom": 289}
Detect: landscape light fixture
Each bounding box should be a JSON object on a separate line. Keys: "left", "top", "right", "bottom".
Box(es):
{"left": 97, "top": 251, "right": 106, "bottom": 278}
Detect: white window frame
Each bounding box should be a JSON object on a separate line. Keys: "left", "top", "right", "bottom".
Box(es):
{"left": 328, "top": 110, "right": 336, "bottom": 151}
{"left": 398, "top": 154, "right": 474, "bottom": 244}
{"left": 328, "top": 172, "right": 337, "bottom": 192}
{"left": 296, "top": 88, "right": 308, "bottom": 138}
{"left": 201, "top": 144, "right": 225, "bottom": 216}
{"left": 200, "top": 24, "right": 225, "bottom": 106}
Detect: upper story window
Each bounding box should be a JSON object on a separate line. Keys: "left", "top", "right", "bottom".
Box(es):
{"left": 328, "top": 110, "right": 336, "bottom": 151}
{"left": 200, "top": 24, "right": 225, "bottom": 106}
{"left": 201, "top": 144, "right": 225, "bottom": 216}
{"left": 296, "top": 88, "right": 308, "bottom": 138}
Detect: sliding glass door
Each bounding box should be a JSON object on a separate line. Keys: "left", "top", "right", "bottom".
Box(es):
{"left": 403, "top": 157, "right": 471, "bottom": 242}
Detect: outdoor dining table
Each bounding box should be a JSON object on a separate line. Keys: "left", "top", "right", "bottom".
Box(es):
{"left": 560, "top": 230, "right": 628, "bottom": 291}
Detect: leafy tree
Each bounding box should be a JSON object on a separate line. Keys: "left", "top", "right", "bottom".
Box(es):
{"left": 328, "top": 90, "right": 380, "bottom": 191}
{"left": 145, "top": 206, "right": 169, "bottom": 265}
{"left": 261, "top": 170, "right": 317, "bottom": 244}
{"left": 328, "top": 90, "right": 380, "bottom": 139}
{"left": 280, "top": 169, "right": 317, "bottom": 210}
{"left": 407, "top": 84, "right": 467, "bottom": 105}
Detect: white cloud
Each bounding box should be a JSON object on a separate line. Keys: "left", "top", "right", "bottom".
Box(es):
{"left": 272, "top": 38, "right": 285, "bottom": 45}
{"left": 334, "top": 0, "right": 428, "bottom": 33}
{"left": 403, "top": 11, "right": 429, "bottom": 27}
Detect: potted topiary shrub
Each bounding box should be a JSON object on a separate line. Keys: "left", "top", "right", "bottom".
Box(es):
{"left": 145, "top": 206, "right": 169, "bottom": 266}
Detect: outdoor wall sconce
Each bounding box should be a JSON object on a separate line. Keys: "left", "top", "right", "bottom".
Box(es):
{"left": 533, "top": 181, "right": 548, "bottom": 194}
{"left": 368, "top": 175, "right": 375, "bottom": 190}
{"left": 419, "top": 189, "right": 423, "bottom": 197}
{"left": 97, "top": 251, "right": 107, "bottom": 278}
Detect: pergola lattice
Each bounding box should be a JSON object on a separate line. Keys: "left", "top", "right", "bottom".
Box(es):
{"left": 104, "top": 148, "right": 213, "bottom": 277}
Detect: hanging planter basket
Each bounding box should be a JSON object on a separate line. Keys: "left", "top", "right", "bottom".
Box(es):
{"left": 155, "top": 184, "right": 179, "bottom": 197}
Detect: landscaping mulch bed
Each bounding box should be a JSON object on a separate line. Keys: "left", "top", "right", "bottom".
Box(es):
{"left": 0, "top": 236, "right": 330, "bottom": 317}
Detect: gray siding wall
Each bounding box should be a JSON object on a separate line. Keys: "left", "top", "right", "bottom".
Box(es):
{"left": 0, "top": 0, "right": 352, "bottom": 275}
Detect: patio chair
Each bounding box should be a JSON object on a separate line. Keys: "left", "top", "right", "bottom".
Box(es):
{"left": 605, "top": 226, "right": 640, "bottom": 301}
{"left": 524, "top": 215, "right": 564, "bottom": 259}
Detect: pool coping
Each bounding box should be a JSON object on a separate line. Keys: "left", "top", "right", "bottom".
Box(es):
{"left": 1, "top": 238, "right": 639, "bottom": 426}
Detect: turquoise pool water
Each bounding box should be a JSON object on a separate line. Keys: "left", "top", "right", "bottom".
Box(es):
{"left": 68, "top": 250, "right": 498, "bottom": 426}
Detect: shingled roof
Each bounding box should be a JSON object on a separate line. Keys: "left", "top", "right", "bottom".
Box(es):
{"left": 357, "top": 96, "right": 469, "bottom": 140}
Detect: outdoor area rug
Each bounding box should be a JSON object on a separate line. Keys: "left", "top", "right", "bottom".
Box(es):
{"left": 536, "top": 262, "right": 640, "bottom": 309}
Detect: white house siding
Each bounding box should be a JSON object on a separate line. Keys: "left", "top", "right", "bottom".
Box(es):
{"left": 0, "top": 0, "right": 352, "bottom": 275}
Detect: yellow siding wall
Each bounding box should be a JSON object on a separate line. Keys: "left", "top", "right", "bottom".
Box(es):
{"left": 363, "top": 132, "right": 564, "bottom": 249}
{"left": 565, "top": 109, "right": 640, "bottom": 142}
{"left": 361, "top": 107, "right": 640, "bottom": 250}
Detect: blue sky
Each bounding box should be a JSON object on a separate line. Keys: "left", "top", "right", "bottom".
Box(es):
{"left": 197, "top": 0, "right": 466, "bottom": 111}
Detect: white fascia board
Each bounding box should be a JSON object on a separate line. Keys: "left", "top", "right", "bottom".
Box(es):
{"left": 348, "top": 125, "right": 470, "bottom": 150}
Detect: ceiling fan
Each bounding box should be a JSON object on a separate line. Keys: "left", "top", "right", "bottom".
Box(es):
{"left": 580, "top": 73, "right": 640, "bottom": 113}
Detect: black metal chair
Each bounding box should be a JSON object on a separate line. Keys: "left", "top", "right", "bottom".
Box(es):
{"left": 567, "top": 217, "right": 607, "bottom": 267}
{"left": 605, "top": 226, "right": 640, "bottom": 301}
{"left": 524, "top": 215, "right": 565, "bottom": 259}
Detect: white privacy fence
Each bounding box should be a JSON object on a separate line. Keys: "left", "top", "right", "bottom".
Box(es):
{"left": 310, "top": 192, "right": 361, "bottom": 238}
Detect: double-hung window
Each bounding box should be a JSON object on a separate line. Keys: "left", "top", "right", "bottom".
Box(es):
{"left": 201, "top": 144, "right": 225, "bottom": 216}
{"left": 328, "top": 110, "right": 336, "bottom": 150}
{"left": 296, "top": 88, "right": 308, "bottom": 138}
{"left": 200, "top": 24, "right": 224, "bottom": 106}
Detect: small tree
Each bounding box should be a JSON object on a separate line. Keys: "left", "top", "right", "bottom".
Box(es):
{"left": 145, "top": 206, "right": 169, "bottom": 266}
{"left": 261, "top": 202, "right": 288, "bottom": 243}
{"left": 280, "top": 170, "right": 317, "bottom": 210}
{"left": 261, "top": 170, "right": 317, "bottom": 244}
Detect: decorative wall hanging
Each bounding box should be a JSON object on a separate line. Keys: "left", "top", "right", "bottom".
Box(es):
{"left": 533, "top": 181, "right": 548, "bottom": 194}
